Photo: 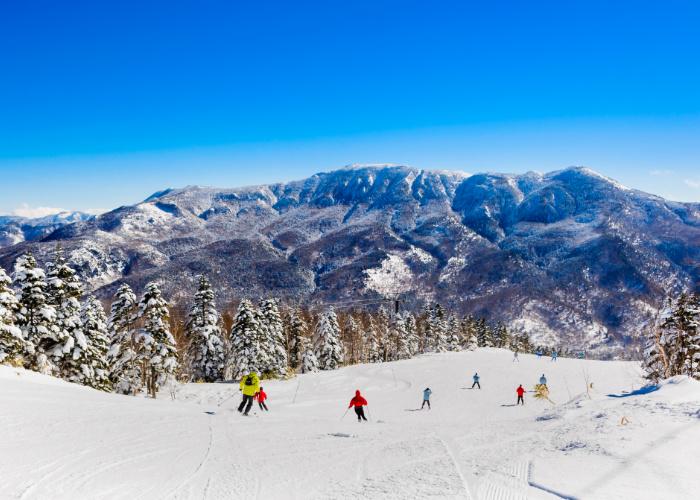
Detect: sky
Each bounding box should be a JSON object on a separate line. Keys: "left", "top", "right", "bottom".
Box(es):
{"left": 1, "top": 0, "right": 699, "bottom": 216}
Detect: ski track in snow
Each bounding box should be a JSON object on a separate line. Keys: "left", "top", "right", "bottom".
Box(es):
{"left": 2, "top": 350, "right": 700, "bottom": 499}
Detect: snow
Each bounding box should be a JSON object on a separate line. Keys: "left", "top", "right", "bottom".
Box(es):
{"left": 1, "top": 350, "right": 699, "bottom": 499}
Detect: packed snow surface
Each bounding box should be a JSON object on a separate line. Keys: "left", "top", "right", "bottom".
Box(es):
{"left": 1, "top": 349, "right": 699, "bottom": 499}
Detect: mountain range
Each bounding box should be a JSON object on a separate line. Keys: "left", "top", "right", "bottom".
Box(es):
{"left": 1, "top": 165, "right": 698, "bottom": 357}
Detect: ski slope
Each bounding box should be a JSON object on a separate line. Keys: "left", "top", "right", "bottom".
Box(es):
{"left": 1, "top": 349, "right": 699, "bottom": 499}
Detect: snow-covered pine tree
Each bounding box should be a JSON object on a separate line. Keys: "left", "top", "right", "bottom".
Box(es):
{"left": 660, "top": 293, "right": 700, "bottom": 379}
{"left": 287, "top": 310, "right": 308, "bottom": 371}
{"left": 492, "top": 322, "right": 509, "bottom": 349}
{"left": 0, "top": 266, "right": 24, "bottom": 365}
{"left": 688, "top": 294, "right": 700, "bottom": 380}
{"left": 394, "top": 313, "right": 412, "bottom": 360}
{"left": 461, "top": 315, "right": 478, "bottom": 351}
{"left": 13, "top": 253, "right": 58, "bottom": 373}
{"left": 107, "top": 284, "right": 141, "bottom": 394}
{"left": 46, "top": 246, "right": 91, "bottom": 383}
{"left": 185, "top": 276, "right": 225, "bottom": 382}
{"left": 446, "top": 315, "right": 462, "bottom": 351}
{"left": 375, "top": 307, "right": 392, "bottom": 361}
{"left": 476, "top": 318, "right": 493, "bottom": 348}
{"left": 258, "top": 298, "right": 288, "bottom": 377}
{"left": 364, "top": 317, "right": 382, "bottom": 363}
{"left": 344, "top": 314, "right": 362, "bottom": 365}
{"left": 298, "top": 334, "right": 318, "bottom": 373}
{"left": 228, "top": 299, "right": 262, "bottom": 380}
{"left": 138, "top": 282, "right": 179, "bottom": 397}
{"left": 642, "top": 326, "right": 665, "bottom": 382}
{"left": 313, "top": 308, "right": 343, "bottom": 370}
{"left": 80, "top": 296, "right": 112, "bottom": 391}
{"left": 423, "top": 304, "right": 447, "bottom": 352}
{"left": 404, "top": 312, "right": 420, "bottom": 356}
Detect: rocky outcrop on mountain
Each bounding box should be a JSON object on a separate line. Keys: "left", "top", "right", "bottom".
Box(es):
{"left": 1, "top": 165, "right": 698, "bottom": 357}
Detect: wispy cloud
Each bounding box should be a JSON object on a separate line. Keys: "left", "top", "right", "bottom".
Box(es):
{"left": 11, "top": 204, "right": 67, "bottom": 218}
{"left": 649, "top": 169, "right": 674, "bottom": 176}
{"left": 683, "top": 179, "right": 700, "bottom": 189}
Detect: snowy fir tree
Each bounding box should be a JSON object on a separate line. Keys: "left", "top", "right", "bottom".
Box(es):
{"left": 313, "top": 308, "right": 343, "bottom": 370}
{"left": 107, "top": 284, "right": 141, "bottom": 394}
{"left": 492, "top": 322, "right": 510, "bottom": 349}
{"left": 476, "top": 318, "right": 493, "bottom": 348}
{"left": 423, "top": 304, "right": 447, "bottom": 352}
{"left": 461, "top": 315, "right": 479, "bottom": 351}
{"left": 657, "top": 293, "right": 700, "bottom": 379}
{"left": 79, "top": 296, "right": 112, "bottom": 391}
{"left": 0, "top": 266, "right": 24, "bottom": 365}
{"left": 46, "top": 247, "right": 90, "bottom": 383}
{"left": 185, "top": 276, "right": 225, "bottom": 382}
{"left": 404, "top": 312, "right": 420, "bottom": 356}
{"left": 138, "top": 282, "right": 179, "bottom": 396}
{"left": 643, "top": 328, "right": 666, "bottom": 382}
{"left": 446, "top": 315, "right": 462, "bottom": 352}
{"left": 287, "top": 310, "right": 308, "bottom": 371}
{"left": 258, "top": 298, "right": 288, "bottom": 377}
{"left": 298, "top": 334, "right": 318, "bottom": 373}
{"left": 228, "top": 299, "right": 262, "bottom": 379}
{"left": 394, "top": 314, "right": 412, "bottom": 360}
{"left": 13, "top": 253, "right": 58, "bottom": 373}
{"left": 343, "top": 314, "right": 363, "bottom": 365}
{"left": 364, "top": 317, "right": 382, "bottom": 363}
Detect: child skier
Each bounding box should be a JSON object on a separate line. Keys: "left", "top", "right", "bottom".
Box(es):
{"left": 238, "top": 371, "right": 260, "bottom": 416}
{"left": 551, "top": 350, "right": 558, "bottom": 361}
{"left": 471, "top": 373, "right": 481, "bottom": 389}
{"left": 539, "top": 374, "right": 547, "bottom": 387}
{"left": 422, "top": 388, "right": 432, "bottom": 409}
{"left": 348, "top": 390, "right": 368, "bottom": 422}
{"left": 516, "top": 385, "right": 525, "bottom": 405}
{"left": 255, "top": 386, "right": 269, "bottom": 411}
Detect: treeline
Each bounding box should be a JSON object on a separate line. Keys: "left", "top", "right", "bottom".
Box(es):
{"left": 1, "top": 249, "right": 541, "bottom": 397}
{"left": 644, "top": 292, "right": 700, "bottom": 381}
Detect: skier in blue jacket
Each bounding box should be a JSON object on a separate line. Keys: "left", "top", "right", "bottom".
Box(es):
{"left": 471, "top": 373, "right": 481, "bottom": 389}
{"left": 422, "top": 388, "right": 432, "bottom": 409}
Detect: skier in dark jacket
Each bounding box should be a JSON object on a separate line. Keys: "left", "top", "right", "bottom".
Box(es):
{"left": 348, "top": 390, "right": 368, "bottom": 422}
{"left": 516, "top": 385, "right": 525, "bottom": 405}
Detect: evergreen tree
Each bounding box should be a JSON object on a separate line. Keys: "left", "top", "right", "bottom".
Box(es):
{"left": 344, "top": 314, "right": 362, "bottom": 364}
{"left": 228, "top": 299, "right": 262, "bottom": 379}
{"left": 298, "top": 334, "right": 318, "bottom": 373}
{"left": 461, "top": 315, "right": 479, "bottom": 351}
{"left": 138, "top": 282, "right": 178, "bottom": 396}
{"left": 0, "top": 266, "right": 24, "bottom": 365}
{"left": 258, "top": 298, "right": 288, "bottom": 377}
{"left": 394, "top": 314, "right": 412, "bottom": 360}
{"left": 185, "top": 276, "right": 225, "bottom": 382}
{"left": 46, "top": 247, "right": 89, "bottom": 383}
{"left": 476, "top": 318, "right": 493, "bottom": 348}
{"left": 492, "top": 322, "right": 510, "bottom": 349}
{"left": 13, "top": 253, "right": 58, "bottom": 373}
{"left": 107, "top": 284, "right": 141, "bottom": 394}
{"left": 314, "top": 308, "right": 343, "bottom": 370}
{"left": 643, "top": 328, "right": 665, "bottom": 382}
{"left": 404, "top": 312, "right": 420, "bottom": 356}
{"left": 364, "top": 317, "right": 382, "bottom": 363}
{"left": 424, "top": 304, "right": 447, "bottom": 352}
{"left": 80, "top": 296, "right": 112, "bottom": 391}
{"left": 375, "top": 307, "right": 392, "bottom": 361}
{"left": 287, "top": 310, "right": 308, "bottom": 371}
{"left": 446, "top": 315, "right": 462, "bottom": 351}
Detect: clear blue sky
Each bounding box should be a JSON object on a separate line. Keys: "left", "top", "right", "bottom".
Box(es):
{"left": 1, "top": 0, "right": 699, "bottom": 215}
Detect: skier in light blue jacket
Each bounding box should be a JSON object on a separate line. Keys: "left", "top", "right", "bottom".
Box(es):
{"left": 422, "top": 388, "right": 432, "bottom": 409}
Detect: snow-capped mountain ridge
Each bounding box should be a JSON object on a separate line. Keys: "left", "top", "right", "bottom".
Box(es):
{"left": 1, "top": 165, "right": 698, "bottom": 356}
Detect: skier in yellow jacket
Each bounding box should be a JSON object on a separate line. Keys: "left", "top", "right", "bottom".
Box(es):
{"left": 238, "top": 371, "right": 260, "bottom": 416}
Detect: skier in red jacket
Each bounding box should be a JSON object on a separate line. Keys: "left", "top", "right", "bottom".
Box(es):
{"left": 255, "top": 387, "right": 269, "bottom": 411}
{"left": 348, "top": 390, "right": 368, "bottom": 422}
{"left": 516, "top": 385, "right": 525, "bottom": 405}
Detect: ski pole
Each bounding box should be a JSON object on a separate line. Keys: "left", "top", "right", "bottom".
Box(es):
{"left": 340, "top": 407, "right": 350, "bottom": 421}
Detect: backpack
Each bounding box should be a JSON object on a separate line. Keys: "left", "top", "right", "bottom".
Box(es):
{"left": 245, "top": 375, "right": 254, "bottom": 386}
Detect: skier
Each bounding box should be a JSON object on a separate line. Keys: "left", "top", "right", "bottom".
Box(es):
{"left": 513, "top": 349, "right": 520, "bottom": 362}
{"left": 422, "top": 387, "right": 432, "bottom": 409}
{"left": 255, "top": 386, "right": 269, "bottom": 411}
{"left": 539, "top": 374, "right": 547, "bottom": 387}
{"left": 348, "top": 390, "right": 368, "bottom": 422}
{"left": 516, "top": 385, "right": 525, "bottom": 405}
{"left": 551, "top": 349, "right": 558, "bottom": 362}
{"left": 237, "top": 371, "right": 260, "bottom": 416}
{"left": 536, "top": 349, "right": 542, "bottom": 359}
{"left": 471, "top": 373, "right": 481, "bottom": 389}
